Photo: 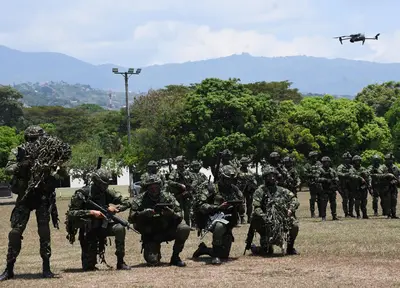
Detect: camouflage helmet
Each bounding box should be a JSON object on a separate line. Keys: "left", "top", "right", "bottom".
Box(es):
{"left": 220, "top": 165, "right": 237, "bottom": 179}
{"left": 147, "top": 160, "right": 158, "bottom": 167}
{"left": 24, "top": 125, "right": 44, "bottom": 140}
{"left": 352, "top": 155, "right": 362, "bottom": 161}
{"left": 143, "top": 175, "right": 162, "bottom": 187}
{"left": 221, "top": 149, "right": 232, "bottom": 158}
{"left": 385, "top": 153, "right": 395, "bottom": 160}
{"left": 282, "top": 156, "right": 292, "bottom": 162}
{"left": 175, "top": 155, "right": 185, "bottom": 163}
{"left": 239, "top": 157, "right": 251, "bottom": 164}
{"left": 262, "top": 165, "right": 279, "bottom": 176}
{"left": 321, "top": 156, "right": 331, "bottom": 162}
{"left": 190, "top": 160, "right": 201, "bottom": 167}
{"left": 91, "top": 168, "right": 112, "bottom": 185}
{"left": 372, "top": 154, "right": 381, "bottom": 161}
{"left": 269, "top": 152, "right": 280, "bottom": 158}
{"left": 342, "top": 152, "right": 352, "bottom": 159}
{"left": 308, "top": 151, "right": 318, "bottom": 158}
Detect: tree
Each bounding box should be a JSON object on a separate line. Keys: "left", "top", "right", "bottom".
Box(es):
{"left": 355, "top": 81, "right": 400, "bottom": 117}
{"left": 244, "top": 81, "right": 302, "bottom": 103}
{"left": 0, "top": 85, "right": 24, "bottom": 127}
{"left": 0, "top": 126, "right": 22, "bottom": 168}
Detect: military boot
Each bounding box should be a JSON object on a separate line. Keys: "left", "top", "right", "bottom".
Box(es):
{"left": 286, "top": 242, "right": 299, "bottom": 255}
{"left": 116, "top": 256, "right": 131, "bottom": 270}
{"left": 170, "top": 251, "right": 186, "bottom": 267}
{"left": 211, "top": 246, "right": 223, "bottom": 265}
{"left": 309, "top": 200, "right": 315, "bottom": 218}
{"left": 192, "top": 242, "right": 212, "bottom": 258}
{"left": 240, "top": 216, "right": 246, "bottom": 225}
{"left": 332, "top": 215, "right": 339, "bottom": 221}
{"left": 42, "top": 259, "right": 54, "bottom": 278}
{"left": 0, "top": 262, "right": 14, "bottom": 281}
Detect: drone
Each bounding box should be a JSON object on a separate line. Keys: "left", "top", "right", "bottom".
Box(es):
{"left": 334, "top": 33, "right": 380, "bottom": 45}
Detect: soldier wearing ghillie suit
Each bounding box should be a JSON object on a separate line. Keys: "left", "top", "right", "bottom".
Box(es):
{"left": 192, "top": 165, "right": 243, "bottom": 265}
{"left": 167, "top": 156, "right": 194, "bottom": 226}
{"left": 66, "top": 168, "right": 132, "bottom": 271}
{"left": 318, "top": 156, "right": 339, "bottom": 221}
{"left": 0, "top": 126, "right": 71, "bottom": 281}
{"left": 128, "top": 175, "right": 190, "bottom": 267}
{"left": 303, "top": 151, "right": 322, "bottom": 218}
{"left": 282, "top": 156, "right": 301, "bottom": 197}
{"left": 368, "top": 155, "right": 386, "bottom": 216}
{"left": 237, "top": 157, "right": 258, "bottom": 223}
{"left": 267, "top": 152, "right": 293, "bottom": 189}
{"left": 336, "top": 152, "right": 356, "bottom": 217}
{"left": 140, "top": 160, "right": 166, "bottom": 193}
{"left": 248, "top": 165, "right": 299, "bottom": 256}
{"left": 380, "top": 153, "right": 400, "bottom": 219}
{"left": 351, "top": 155, "right": 371, "bottom": 219}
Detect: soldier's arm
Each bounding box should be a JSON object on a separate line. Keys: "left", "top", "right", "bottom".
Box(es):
{"left": 252, "top": 187, "right": 264, "bottom": 217}
{"left": 128, "top": 197, "right": 142, "bottom": 224}
{"left": 107, "top": 188, "right": 131, "bottom": 212}
{"left": 67, "top": 190, "right": 92, "bottom": 218}
{"left": 4, "top": 149, "right": 20, "bottom": 175}
{"left": 197, "top": 187, "right": 218, "bottom": 214}
{"left": 287, "top": 189, "right": 300, "bottom": 212}
{"left": 167, "top": 171, "right": 183, "bottom": 188}
{"left": 165, "top": 193, "right": 183, "bottom": 216}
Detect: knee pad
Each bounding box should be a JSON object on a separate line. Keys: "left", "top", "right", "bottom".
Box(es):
{"left": 143, "top": 242, "right": 161, "bottom": 265}
{"left": 9, "top": 229, "right": 22, "bottom": 242}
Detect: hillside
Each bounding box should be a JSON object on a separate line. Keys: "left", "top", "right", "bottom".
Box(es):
{"left": 1, "top": 45, "right": 400, "bottom": 95}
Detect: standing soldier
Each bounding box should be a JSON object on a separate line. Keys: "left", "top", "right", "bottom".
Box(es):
{"left": 167, "top": 156, "right": 193, "bottom": 226}
{"left": 318, "top": 156, "right": 339, "bottom": 221}
{"left": 282, "top": 156, "right": 301, "bottom": 197}
{"left": 304, "top": 151, "right": 322, "bottom": 218}
{"left": 140, "top": 160, "right": 166, "bottom": 193}
{"left": 351, "top": 155, "right": 371, "bottom": 219}
{"left": 337, "top": 152, "right": 355, "bottom": 217}
{"left": 0, "top": 126, "right": 70, "bottom": 281}
{"left": 368, "top": 155, "right": 386, "bottom": 216}
{"left": 189, "top": 160, "right": 208, "bottom": 188}
{"left": 268, "top": 152, "right": 292, "bottom": 188}
{"left": 237, "top": 157, "right": 258, "bottom": 224}
{"left": 381, "top": 154, "right": 400, "bottom": 219}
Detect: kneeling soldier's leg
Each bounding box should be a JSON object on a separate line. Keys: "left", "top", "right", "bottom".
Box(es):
{"left": 108, "top": 223, "right": 131, "bottom": 270}
{"left": 170, "top": 222, "right": 191, "bottom": 267}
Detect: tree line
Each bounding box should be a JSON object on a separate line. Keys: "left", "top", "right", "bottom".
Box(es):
{"left": 1, "top": 79, "right": 400, "bottom": 183}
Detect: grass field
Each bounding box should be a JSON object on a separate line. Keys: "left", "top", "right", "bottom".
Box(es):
{"left": 1, "top": 189, "right": 400, "bottom": 288}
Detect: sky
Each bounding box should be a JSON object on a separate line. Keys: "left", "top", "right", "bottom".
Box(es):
{"left": 0, "top": 0, "right": 399, "bottom": 67}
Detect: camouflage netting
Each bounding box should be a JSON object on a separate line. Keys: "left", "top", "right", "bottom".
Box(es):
{"left": 264, "top": 200, "right": 291, "bottom": 246}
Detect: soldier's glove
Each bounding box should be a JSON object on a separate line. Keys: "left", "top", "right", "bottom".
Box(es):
{"left": 139, "top": 208, "right": 155, "bottom": 217}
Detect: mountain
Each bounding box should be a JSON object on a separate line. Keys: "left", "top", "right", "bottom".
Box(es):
{"left": 1, "top": 45, "right": 400, "bottom": 95}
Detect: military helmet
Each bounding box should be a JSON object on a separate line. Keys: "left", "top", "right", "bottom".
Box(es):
{"left": 175, "top": 155, "right": 185, "bottom": 162}
{"left": 372, "top": 154, "right": 381, "bottom": 161}
{"left": 269, "top": 152, "right": 280, "bottom": 158}
{"left": 342, "top": 152, "right": 352, "bottom": 159}
{"left": 239, "top": 157, "right": 251, "bottom": 164}
{"left": 91, "top": 168, "right": 112, "bottom": 185}
{"left": 282, "top": 156, "right": 292, "bottom": 162}
{"left": 221, "top": 149, "right": 232, "bottom": 158}
{"left": 191, "top": 160, "right": 201, "bottom": 167}
{"left": 143, "top": 175, "right": 162, "bottom": 187}
{"left": 262, "top": 165, "right": 279, "bottom": 176}
{"left": 220, "top": 165, "right": 237, "bottom": 179}
{"left": 385, "top": 153, "right": 395, "bottom": 160}
{"left": 308, "top": 151, "right": 318, "bottom": 158}
{"left": 352, "top": 155, "right": 362, "bottom": 161}
{"left": 321, "top": 156, "right": 331, "bottom": 162}
{"left": 24, "top": 125, "right": 44, "bottom": 140}
{"left": 147, "top": 160, "right": 158, "bottom": 167}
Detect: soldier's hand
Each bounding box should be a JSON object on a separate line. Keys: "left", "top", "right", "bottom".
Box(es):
{"left": 161, "top": 206, "right": 174, "bottom": 216}
{"left": 140, "top": 208, "right": 155, "bottom": 217}
{"left": 180, "top": 184, "right": 186, "bottom": 190}
{"left": 90, "top": 210, "right": 105, "bottom": 219}
{"left": 287, "top": 209, "right": 293, "bottom": 217}
{"left": 218, "top": 202, "right": 230, "bottom": 210}
{"left": 107, "top": 206, "right": 119, "bottom": 214}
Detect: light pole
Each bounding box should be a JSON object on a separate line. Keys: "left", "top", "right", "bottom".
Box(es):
{"left": 112, "top": 67, "right": 141, "bottom": 193}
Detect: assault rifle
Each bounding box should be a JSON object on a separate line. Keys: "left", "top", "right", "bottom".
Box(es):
{"left": 243, "top": 222, "right": 255, "bottom": 255}
{"left": 200, "top": 212, "right": 231, "bottom": 240}
{"left": 78, "top": 192, "right": 139, "bottom": 234}
{"left": 154, "top": 203, "right": 174, "bottom": 214}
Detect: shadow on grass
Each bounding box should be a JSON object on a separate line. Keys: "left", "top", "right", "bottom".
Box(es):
{"left": 16, "top": 273, "right": 62, "bottom": 279}
{"left": 190, "top": 256, "right": 239, "bottom": 265}
{"left": 129, "top": 262, "right": 171, "bottom": 268}
{"left": 0, "top": 201, "right": 16, "bottom": 206}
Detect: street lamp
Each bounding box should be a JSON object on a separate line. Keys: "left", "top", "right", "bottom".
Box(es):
{"left": 112, "top": 67, "right": 141, "bottom": 193}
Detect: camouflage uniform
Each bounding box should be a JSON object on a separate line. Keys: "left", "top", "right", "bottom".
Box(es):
{"left": 0, "top": 126, "right": 67, "bottom": 281}
{"left": 282, "top": 156, "right": 301, "bottom": 196}
{"left": 140, "top": 160, "right": 166, "bottom": 193}
{"left": 351, "top": 155, "right": 371, "bottom": 219}
{"left": 303, "top": 151, "right": 323, "bottom": 218}
{"left": 66, "top": 169, "right": 131, "bottom": 271}
{"left": 167, "top": 156, "right": 193, "bottom": 226}
{"left": 267, "top": 152, "right": 293, "bottom": 190}
{"left": 251, "top": 165, "right": 299, "bottom": 255}
{"left": 368, "top": 155, "right": 386, "bottom": 216}
{"left": 318, "top": 157, "right": 339, "bottom": 221}
{"left": 237, "top": 157, "right": 258, "bottom": 223}
{"left": 189, "top": 160, "right": 208, "bottom": 227}
{"left": 336, "top": 152, "right": 356, "bottom": 217}
{"left": 192, "top": 165, "right": 243, "bottom": 265}
{"left": 128, "top": 175, "right": 190, "bottom": 267}
{"left": 381, "top": 154, "right": 400, "bottom": 218}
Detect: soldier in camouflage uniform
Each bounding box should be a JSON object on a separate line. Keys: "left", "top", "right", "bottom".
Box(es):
{"left": 192, "top": 165, "right": 243, "bottom": 265}
{"left": 128, "top": 175, "right": 190, "bottom": 267}
{"left": 237, "top": 157, "right": 258, "bottom": 223}
{"left": 250, "top": 165, "right": 299, "bottom": 255}
{"left": 318, "top": 156, "right": 339, "bottom": 221}
{"left": 0, "top": 126, "right": 66, "bottom": 281}
{"left": 66, "top": 168, "right": 131, "bottom": 271}
{"left": 167, "top": 156, "right": 193, "bottom": 226}
{"left": 189, "top": 160, "right": 208, "bottom": 229}
{"left": 268, "top": 152, "right": 292, "bottom": 189}
{"left": 282, "top": 156, "right": 301, "bottom": 197}
{"left": 368, "top": 155, "right": 386, "bottom": 216}
{"left": 381, "top": 153, "right": 400, "bottom": 219}
{"left": 140, "top": 160, "right": 166, "bottom": 193}
{"left": 351, "top": 155, "right": 371, "bottom": 219}
{"left": 336, "top": 152, "right": 356, "bottom": 217}
{"left": 303, "top": 151, "right": 322, "bottom": 218}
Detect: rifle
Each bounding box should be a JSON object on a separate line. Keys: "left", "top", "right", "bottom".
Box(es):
{"left": 226, "top": 200, "right": 244, "bottom": 206}
{"left": 243, "top": 222, "right": 255, "bottom": 255}
{"left": 213, "top": 151, "right": 222, "bottom": 183}
{"left": 200, "top": 212, "right": 231, "bottom": 240}
{"left": 96, "top": 157, "right": 102, "bottom": 170}
{"left": 153, "top": 203, "right": 174, "bottom": 214}
{"left": 78, "top": 192, "right": 139, "bottom": 234}
{"left": 16, "top": 146, "right": 26, "bottom": 162}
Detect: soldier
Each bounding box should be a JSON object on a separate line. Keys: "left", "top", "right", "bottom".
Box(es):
{"left": 189, "top": 160, "right": 208, "bottom": 188}
{"left": 192, "top": 165, "right": 243, "bottom": 265}
{"left": 66, "top": 168, "right": 131, "bottom": 271}
{"left": 0, "top": 126, "right": 69, "bottom": 281}
{"left": 368, "top": 155, "right": 386, "bottom": 216}
{"left": 351, "top": 155, "right": 371, "bottom": 219}
{"left": 167, "top": 156, "right": 193, "bottom": 226}
{"left": 268, "top": 152, "right": 292, "bottom": 189}
{"left": 381, "top": 153, "right": 400, "bottom": 219}
{"left": 282, "top": 156, "right": 301, "bottom": 196}
{"left": 337, "top": 152, "right": 356, "bottom": 217}
{"left": 128, "top": 175, "right": 190, "bottom": 267}
{"left": 318, "top": 156, "right": 339, "bottom": 221}
{"left": 237, "top": 157, "right": 258, "bottom": 223}
{"left": 250, "top": 165, "right": 299, "bottom": 255}
{"left": 220, "top": 149, "right": 233, "bottom": 166}
{"left": 140, "top": 160, "right": 166, "bottom": 193}
{"left": 303, "top": 151, "right": 322, "bottom": 218}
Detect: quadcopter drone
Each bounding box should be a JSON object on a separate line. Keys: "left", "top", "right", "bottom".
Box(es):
{"left": 334, "top": 33, "right": 380, "bottom": 45}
